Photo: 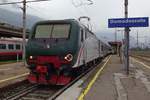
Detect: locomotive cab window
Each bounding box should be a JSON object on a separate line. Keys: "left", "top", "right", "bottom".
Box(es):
{"left": 52, "top": 24, "right": 70, "bottom": 38}
{"left": 0, "top": 44, "right": 6, "bottom": 49}
{"left": 35, "top": 24, "right": 70, "bottom": 39}
{"left": 35, "top": 25, "right": 52, "bottom": 38}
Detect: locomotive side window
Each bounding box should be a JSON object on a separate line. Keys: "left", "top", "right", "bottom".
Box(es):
{"left": 0, "top": 44, "right": 6, "bottom": 49}
{"left": 16, "top": 44, "right": 21, "bottom": 50}
{"left": 8, "top": 44, "right": 14, "bottom": 50}
{"left": 85, "top": 30, "right": 87, "bottom": 39}
{"left": 81, "top": 29, "right": 84, "bottom": 42}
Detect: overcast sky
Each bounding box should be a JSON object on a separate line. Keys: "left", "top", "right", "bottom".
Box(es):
{"left": 0, "top": 0, "right": 150, "bottom": 46}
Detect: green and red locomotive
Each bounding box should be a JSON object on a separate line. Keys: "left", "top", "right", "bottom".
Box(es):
{"left": 26, "top": 19, "right": 111, "bottom": 85}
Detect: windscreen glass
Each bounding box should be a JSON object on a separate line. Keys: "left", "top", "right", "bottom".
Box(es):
{"left": 35, "top": 24, "right": 70, "bottom": 38}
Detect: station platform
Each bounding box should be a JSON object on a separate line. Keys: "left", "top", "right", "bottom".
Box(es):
{"left": 0, "top": 62, "right": 29, "bottom": 87}
{"left": 78, "top": 55, "right": 150, "bottom": 100}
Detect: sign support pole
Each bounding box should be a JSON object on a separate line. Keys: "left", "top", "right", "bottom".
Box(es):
{"left": 124, "top": 0, "right": 130, "bottom": 75}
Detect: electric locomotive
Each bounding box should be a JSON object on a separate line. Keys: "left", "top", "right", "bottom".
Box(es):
{"left": 26, "top": 19, "right": 111, "bottom": 85}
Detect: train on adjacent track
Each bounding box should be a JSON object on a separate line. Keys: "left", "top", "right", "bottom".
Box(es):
{"left": 0, "top": 39, "right": 22, "bottom": 61}
{"left": 26, "top": 19, "right": 112, "bottom": 85}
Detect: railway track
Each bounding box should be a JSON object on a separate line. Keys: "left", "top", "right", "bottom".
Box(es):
{"left": 0, "top": 79, "right": 62, "bottom": 100}
{"left": 14, "top": 85, "right": 61, "bottom": 100}
{"left": 0, "top": 57, "right": 106, "bottom": 100}
{"left": 0, "top": 80, "right": 33, "bottom": 99}
{"left": 131, "top": 55, "right": 150, "bottom": 62}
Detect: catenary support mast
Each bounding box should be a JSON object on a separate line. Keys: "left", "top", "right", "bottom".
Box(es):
{"left": 124, "top": 0, "right": 130, "bottom": 75}
{"left": 22, "top": 0, "right": 26, "bottom": 65}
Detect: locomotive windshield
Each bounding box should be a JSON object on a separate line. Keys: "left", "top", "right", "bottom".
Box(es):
{"left": 35, "top": 24, "right": 70, "bottom": 38}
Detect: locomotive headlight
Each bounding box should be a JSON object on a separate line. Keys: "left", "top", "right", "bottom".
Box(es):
{"left": 64, "top": 54, "right": 73, "bottom": 62}
{"left": 29, "top": 56, "right": 33, "bottom": 59}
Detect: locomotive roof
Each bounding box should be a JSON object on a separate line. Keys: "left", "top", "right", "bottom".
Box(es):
{"left": 33, "top": 19, "right": 96, "bottom": 35}
{"left": 34, "top": 19, "right": 78, "bottom": 24}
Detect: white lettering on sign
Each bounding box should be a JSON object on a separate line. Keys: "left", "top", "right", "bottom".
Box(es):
{"left": 110, "top": 19, "right": 146, "bottom": 24}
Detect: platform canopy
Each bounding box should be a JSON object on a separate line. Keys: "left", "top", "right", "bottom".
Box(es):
{"left": 0, "top": 22, "right": 29, "bottom": 38}
{"left": 108, "top": 41, "right": 122, "bottom": 46}
{"left": 108, "top": 41, "right": 122, "bottom": 54}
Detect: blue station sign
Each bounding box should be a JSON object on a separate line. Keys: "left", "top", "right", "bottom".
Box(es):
{"left": 108, "top": 17, "right": 149, "bottom": 28}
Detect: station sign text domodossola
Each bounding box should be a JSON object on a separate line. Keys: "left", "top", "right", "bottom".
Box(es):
{"left": 108, "top": 17, "right": 149, "bottom": 28}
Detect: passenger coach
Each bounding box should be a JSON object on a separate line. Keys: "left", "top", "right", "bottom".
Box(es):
{"left": 0, "top": 39, "right": 22, "bottom": 61}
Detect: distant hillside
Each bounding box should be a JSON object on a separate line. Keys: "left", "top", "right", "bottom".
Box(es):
{"left": 0, "top": 8, "right": 43, "bottom": 29}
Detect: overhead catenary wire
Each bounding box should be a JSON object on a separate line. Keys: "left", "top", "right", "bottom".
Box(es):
{"left": 0, "top": 0, "right": 50, "bottom": 18}
{"left": 71, "top": 0, "right": 93, "bottom": 31}
{"left": 71, "top": 0, "right": 93, "bottom": 7}
{"left": 0, "top": 0, "right": 52, "bottom": 5}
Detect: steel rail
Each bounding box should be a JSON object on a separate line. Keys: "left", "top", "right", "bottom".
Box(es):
{"left": 7, "top": 84, "right": 38, "bottom": 100}
{"left": 131, "top": 55, "right": 150, "bottom": 62}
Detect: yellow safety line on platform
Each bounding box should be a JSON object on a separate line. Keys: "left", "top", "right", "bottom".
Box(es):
{"left": 78, "top": 55, "right": 111, "bottom": 100}
{"left": 132, "top": 57, "right": 150, "bottom": 70}
{"left": 0, "top": 72, "right": 29, "bottom": 84}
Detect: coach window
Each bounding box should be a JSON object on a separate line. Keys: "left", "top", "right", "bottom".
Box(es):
{"left": 16, "top": 44, "right": 21, "bottom": 50}
{"left": 8, "top": 44, "right": 14, "bottom": 50}
{"left": 0, "top": 44, "right": 6, "bottom": 49}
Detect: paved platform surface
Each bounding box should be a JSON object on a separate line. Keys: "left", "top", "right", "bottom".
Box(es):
{"left": 82, "top": 55, "right": 150, "bottom": 100}
{"left": 52, "top": 57, "right": 110, "bottom": 100}
{"left": 0, "top": 62, "right": 29, "bottom": 87}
